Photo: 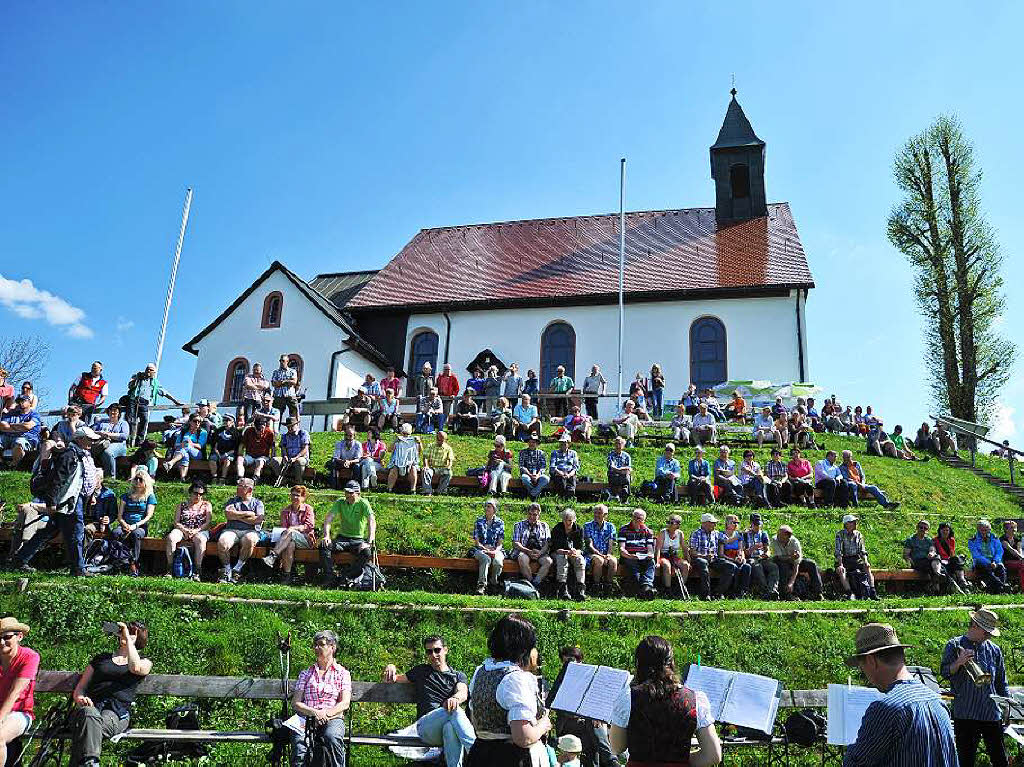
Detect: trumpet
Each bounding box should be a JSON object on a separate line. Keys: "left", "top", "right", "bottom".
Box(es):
{"left": 963, "top": 658, "right": 992, "bottom": 688}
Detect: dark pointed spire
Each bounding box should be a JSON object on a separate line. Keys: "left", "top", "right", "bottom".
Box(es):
{"left": 712, "top": 90, "right": 764, "bottom": 150}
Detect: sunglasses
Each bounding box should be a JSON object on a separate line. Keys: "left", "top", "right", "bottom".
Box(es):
{"left": 132, "top": 477, "right": 145, "bottom": 483}
{"left": 313, "top": 640, "right": 334, "bottom": 648}
{"left": 1, "top": 632, "right": 19, "bottom": 641}
{"left": 425, "top": 647, "right": 444, "bottom": 655}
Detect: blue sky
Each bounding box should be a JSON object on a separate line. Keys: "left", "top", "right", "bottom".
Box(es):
{"left": 2, "top": 2, "right": 1021, "bottom": 440}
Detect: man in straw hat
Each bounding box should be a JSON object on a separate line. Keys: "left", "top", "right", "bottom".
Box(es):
{"left": 0, "top": 617, "right": 39, "bottom": 764}
{"left": 844, "top": 622, "right": 957, "bottom": 766}
{"left": 941, "top": 608, "right": 1009, "bottom": 767}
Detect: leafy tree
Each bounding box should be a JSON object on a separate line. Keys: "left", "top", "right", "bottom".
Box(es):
{"left": 887, "top": 115, "right": 1015, "bottom": 424}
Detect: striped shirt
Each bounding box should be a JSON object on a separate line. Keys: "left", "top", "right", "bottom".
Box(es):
{"left": 941, "top": 635, "right": 1008, "bottom": 721}
{"left": 843, "top": 679, "right": 957, "bottom": 767}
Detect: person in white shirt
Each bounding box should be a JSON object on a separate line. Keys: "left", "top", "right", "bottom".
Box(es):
{"left": 691, "top": 403, "right": 717, "bottom": 445}
{"left": 752, "top": 406, "right": 782, "bottom": 448}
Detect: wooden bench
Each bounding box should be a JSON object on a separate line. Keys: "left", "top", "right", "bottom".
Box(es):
{"left": 114, "top": 456, "right": 316, "bottom": 482}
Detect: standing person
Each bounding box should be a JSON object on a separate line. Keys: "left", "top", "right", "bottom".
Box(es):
{"left": 383, "top": 635, "right": 475, "bottom": 767}
{"left": 771, "top": 525, "right": 823, "bottom": 600}
{"left": 116, "top": 470, "right": 157, "bottom": 577}
{"left": 501, "top": 363, "right": 524, "bottom": 404}
{"left": 550, "top": 508, "right": 587, "bottom": 601}
{"left": 834, "top": 514, "right": 878, "bottom": 600}
{"left": 617, "top": 509, "right": 656, "bottom": 598}
{"left": 549, "top": 648, "right": 618, "bottom": 767}
{"left": 91, "top": 403, "right": 131, "bottom": 478}
{"left": 581, "top": 365, "right": 606, "bottom": 420}
{"left": 512, "top": 503, "right": 553, "bottom": 588}
{"left": 422, "top": 430, "right": 455, "bottom": 495}
{"left": 242, "top": 363, "right": 271, "bottom": 421}
{"left": 687, "top": 446, "right": 714, "bottom": 506}
{"left": 320, "top": 481, "right": 375, "bottom": 587}
{"left": 164, "top": 480, "right": 211, "bottom": 580}
{"left": 523, "top": 370, "right": 540, "bottom": 399}
{"left": 470, "top": 499, "right": 505, "bottom": 595}
{"left": 126, "top": 363, "right": 183, "bottom": 447}
{"left": 271, "top": 354, "right": 301, "bottom": 422}
{"left": 968, "top": 520, "right": 1009, "bottom": 594}
{"left": 68, "top": 361, "right": 108, "bottom": 420}
{"left": 262, "top": 485, "right": 317, "bottom": 585}
{"left": 380, "top": 368, "right": 402, "bottom": 399}
{"left": 413, "top": 362, "right": 435, "bottom": 399}
{"left": 69, "top": 621, "right": 153, "bottom": 767}
{"left": 609, "top": 636, "right": 721, "bottom": 766}
{"left": 290, "top": 630, "right": 350, "bottom": 767}
{"left": 655, "top": 514, "right": 689, "bottom": 597}
{"left": 648, "top": 364, "right": 666, "bottom": 418}
{"left": 483, "top": 367, "right": 502, "bottom": 414}
{"left": 843, "top": 623, "right": 957, "bottom": 766}
{"left": 0, "top": 617, "right": 39, "bottom": 767}
{"left": 437, "top": 363, "right": 461, "bottom": 400}
{"left": 941, "top": 609, "right": 1008, "bottom": 767}
{"left": 465, "top": 616, "right": 551, "bottom": 767}
{"left": 548, "top": 366, "right": 574, "bottom": 420}
{"left": 215, "top": 478, "right": 266, "bottom": 583}
{"left": 583, "top": 505, "right": 617, "bottom": 597}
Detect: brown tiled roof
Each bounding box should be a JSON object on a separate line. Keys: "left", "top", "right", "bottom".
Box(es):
{"left": 346, "top": 202, "right": 812, "bottom": 312}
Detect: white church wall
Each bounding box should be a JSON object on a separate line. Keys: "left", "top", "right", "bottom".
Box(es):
{"left": 406, "top": 292, "right": 803, "bottom": 418}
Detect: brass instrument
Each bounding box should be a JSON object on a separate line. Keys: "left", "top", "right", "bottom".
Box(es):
{"left": 963, "top": 658, "right": 992, "bottom": 688}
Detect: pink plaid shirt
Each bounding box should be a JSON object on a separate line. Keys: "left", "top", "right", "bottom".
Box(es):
{"left": 295, "top": 662, "right": 351, "bottom": 711}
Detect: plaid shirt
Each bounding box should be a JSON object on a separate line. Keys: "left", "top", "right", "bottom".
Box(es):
{"left": 689, "top": 528, "right": 724, "bottom": 559}
{"left": 607, "top": 450, "right": 632, "bottom": 471}
{"left": 422, "top": 441, "right": 454, "bottom": 469}
{"left": 271, "top": 366, "right": 297, "bottom": 398}
{"left": 835, "top": 528, "right": 866, "bottom": 560}
{"left": 294, "top": 662, "right": 351, "bottom": 713}
{"left": 518, "top": 448, "right": 547, "bottom": 475}
{"left": 549, "top": 448, "right": 580, "bottom": 475}
{"left": 765, "top": 460, "right": 788, "bottom": 481}
{"left": 474, "top": 516, "right": 505, "bottom": 548}
{"left": 584, "top": 520, "right": 616, "bottom": 555}
{"left": 513, "top": 519, "right": 551, "bottom": 550}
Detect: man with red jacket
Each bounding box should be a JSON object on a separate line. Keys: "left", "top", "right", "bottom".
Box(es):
{"left": 68, "top": 361, "right": 108, "bottom": 419}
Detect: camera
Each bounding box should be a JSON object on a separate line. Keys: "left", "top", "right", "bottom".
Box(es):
{"left": 101, "top": 621, "right": 120, "bottom": 635}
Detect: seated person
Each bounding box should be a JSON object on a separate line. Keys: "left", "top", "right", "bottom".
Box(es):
{"left": 933, "top": 423, "right": 957, "bottom": 454}
{"left": 386, "top": 423, "right": 421, "bottom": 493}
{"left": 788, "top": 408, "right": 813, "bottom": 449}
{"left": 839, "top": 449, "right": 899, "bottom": 510}
{"left": 770, "top": 397, "right": 787, "bottom": 419}
{"left": 933, "top": 522, "right": 971, "bottom": 594}
{"left": 785, "top": 447, "right": 815, "bottom": 508}
{"left": 253, "top": 392, "right": 279, "bottom": 432}
{"left": 518, "top": 435, "right": 550, "bottom": 501}
{"left": 164, "top": 480, "right": 211, "bottom": 580}
{"left": 415, "top": 387, "right": 446, "bottom": 434}
{"left": 512, "top": 503, "right": 553, "bottom": 587}
{"left": 489, "top": 397, "right": 515, "bottom": 439}
{"left": 91, "top": 403, "right": 131, "bottom": 478}
{"left": 774, "top": 411, "right": 791, "bottom": 448}
{"left": 834, "top": 514, "right": 877, "bottom": 600}
{"left": 611, "top": 400, "right": 642, "bottom": 446}
{"left": 654, "top": 443, "right": 682, "bottom": 503}
{"left": 421, "top": 430, "right": 455, "bottom": 495}
{"left": 691, "top": 403, "right": 717, "bottom": 445}
{"left": 273, "top": 417, "right": 311, "bottom": 484}
{"left": 836, "top": 406, "right": 855, "bottom": 435}
{"left": 235, "top": 415, "right": 276, "bottom": 483}
{"left": 763, "top": 448, "right": 789, "bottom": 508}
{"left": 50, "top": 404, "right": 85, "bottom": 448}
{"left": 0, "top": 395, "right": 41, "bottom": 468}
{"left": 852, "top": 406, "right": 868, "bottom": 436}
{"left": 161, "top": 414, "right": 208, "bottom": 480}
{"left": 719, "top": 514, "right": 752, "bottom": 598}
{"left": 1000, "top": 520, "right": 1024, "bottom": 592}
{"left": 583, "top": 504, "right": 617, "bottom": 597}
{"left": 654, "top": 514, "right": 689, "bottom": 596}
{"left": 686, "top": 445, "right": 714, "bottom": 506}
{"left": 84, "top": 469, "right": 117, "bottom": 542}
{"left": 362, "top": 373, "right": 382, "bottom": 403}
{"left": 160, "top": 405, "right": 192, "bottom": 451}
{"left": 330, "top": 425, "right": 363, "bottom": 488}
{"left": 512, "top": 394, "right": 541, "bottom": 441}
{"left": 0, "top": 615, "right": 38, "bottom": 765}
{"left": 753, "top": 406, "right": 782, "bottom": 448}
{"left": 688, "top": 513, "right": 735, "bottom": 600}
{"left": 890, "top": 424, "right": 922, "bottom": 461}
{"left": 669, "top": 403, "right": 691, "bottom": 445}
{"left": 115, "top": 470, "right": 157, "bottom": 577}
{"left": 617, "top": 509, "right": 656, "bottom": 598}
{"left": 865, "top": 423, "right": 897, "bottom": 458}
{"left": 320, "top": 481, "right": 375, "bottom": 587}
{"left": 701, "top": 389, "right": 725, "bottom": 421}
{"left": 813, "top": 450, "right": 850, "bottom": 508}
{"left": 68, "top": 621, "right": 152, "bottom": 767}
{"left": 681, "top": 383, "right": 699, "bottom": 416}
{"left": 345, "top": 387, "right": 373, "bottom": 431}
{"left": 738, "top": 449, "right": 770, "bottom": 508}
{"left": 805, "top": 397, "right": 822, "bottom": 431}
{"left": 606, "top": 438, "right": 632, "bottom": 501}
{"left": 551, "top": 404, "right": 592, "bottom": 443}
{"left": 968, "top": 519, "right": 1008, "bottom": 594}
{"left": 375, "top": 388, "right": 401, "bottom": 432}
{"left": 262, "top": 484, "right": 317, "bottom": 585}
{"left": 382, "top": 635, "right": 475, "bottom": 767}
{"left": 903, "top": 519, "right": 944, "bottom": 592}
{"left": 549, "top": 434, "right": 580, "bottom": 498}
{"left": 550, "top": 508, "right": 587, "bottom": 601}
{"left": 771, "top": 525, "right": 823, "bottom": 600}
{"left": 206, "top": 413, "right": 244, "bottom": 484}
{"left": 724, "top": 390, "right": 747, "bottom": 420}
{"left": 361, "top": 428, "right": 387, "bottom": 490}
{"left": 470, "top": 499, "right": 504, "bottom": 594}
{"left": 290, "top": 630, "right": 349, "bottom": 766}
{"left": 452, "top": 390, "right": 480, "bottom": 435}
{"left": 128, "top": 440, "right": 159, "bottom": 480}
{"left": 712, "top": 446, "right": 742, "bottom": 506}
{"left": 215, "top": 478, "right": 266, "bottom": 583}
{"left": 743, "top": 513, "right": 779, "bottom": 599}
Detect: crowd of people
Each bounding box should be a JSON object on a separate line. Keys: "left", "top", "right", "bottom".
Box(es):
{"left": 0, "top": 608, "right": 1013, "bottom": 767}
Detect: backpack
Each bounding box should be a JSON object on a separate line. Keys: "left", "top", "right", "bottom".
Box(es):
{"left": 503, "top": 578, "right": 539, "bottom": 600}
{"left": 171, "top": 546, "right": 193, "bottom": 578}
{"left": 83, "top": 538, "right": 134, "bottom": 575}
{"left": 783, "top": 708, "right": 826, "bottom": 746}
{"left": 29, "top": 445, "right": 84, "bottom": 514}
{"left": 125, "top": 705, "right": 207, "bottom": 765}
{"left": 349, "top": 562, "right": 386, "bottom": 592}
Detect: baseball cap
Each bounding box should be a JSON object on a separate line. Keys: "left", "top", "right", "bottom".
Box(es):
{"left": 344, "top": 480, "right": 361, "bottom": 493}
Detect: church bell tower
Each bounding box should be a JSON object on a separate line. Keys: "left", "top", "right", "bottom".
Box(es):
{"left": 710, "top": 89, "right": 767, "bottom": 224}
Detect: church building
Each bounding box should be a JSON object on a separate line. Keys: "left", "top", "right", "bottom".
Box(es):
{"left": 184, "top": 92, "right": 814, "bottom": 427}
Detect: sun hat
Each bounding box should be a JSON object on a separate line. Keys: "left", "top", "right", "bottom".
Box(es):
{"left": 73, "top": 426, "right": 100, "bottom": 441}
{"left": 842, "top": 514, "right": 858, "bottom": 524}
{"left": 700, "top": 513, "right": 718, "bottom": 524}
{"left": 844, "top": 623, "right": 911, "bottom": 666}
{"left": 557, "top": 735, "right": 583, "bottom": 754}
{"left": 0, "top": 617, "right": 30, "bottom": 635}
{"left": 970, "top": 607, "right": 1001, "bottom": 636}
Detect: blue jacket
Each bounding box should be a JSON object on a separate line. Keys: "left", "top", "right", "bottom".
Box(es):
{"left": 839, "top": 461, "right": 867, "bottom": 484}
{"left": 968, "top": 533, "right": 1004, "bottom": 566}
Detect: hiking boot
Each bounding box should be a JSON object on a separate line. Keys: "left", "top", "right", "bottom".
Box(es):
{"left": 574, "top": 585, "right": 587, "bottom": 603}
{"left": 556, "top": 584, "right": 570, "bottom": 600}
{"left": 261, "top": 552, "right": 278, "bottom": 569}
{"left": 129, "top": 564, "right": 140, "bottom": 578}
{"left": 475, "top": 583, "right": 486, "bottom": 595}
{"left": 218, "top": 570, "right": 233, "bottom": 584}
{"left": 280, "top": 571, "right": 294, "bottom": 586}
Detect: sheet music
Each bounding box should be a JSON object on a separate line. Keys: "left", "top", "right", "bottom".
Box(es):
{"left": 826, "top": 684, "right": 885, "bottom": 745}
{"left": 684, "top": 665, "right": 734, "bottom": 720}
{"left": 577, "top": 666, "right": 630, "bottom": 722}
{"left": 282, "top": 713, "right": 305, "bottom": 734}
{"left": 720, "top": 672, "right": 781, "bottom": 734}
{"left": 271, "top": 527, "right": 286, "bottom": 543}
{"left": 551, "top": 663, "right": 598, "bottom": 714}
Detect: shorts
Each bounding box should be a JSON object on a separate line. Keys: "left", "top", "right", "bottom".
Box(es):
{"left": 288, "top": 532, "right": 312, "bottom": 548}
{"left": 273, "top": 395, "right": 298, "bottom": 412}
{"left": 213, "top": 523, "right": 260, "bottom": 543}
{"left": 1, "top": 434, "right": 36, "bottom": 452}
{"left": 209, "top": 451, "right": 236, "bottom": 462}
{"left": 2, "top": 711, "right": 32, "bottom": 737}
{"left": 242, "top": 454, "right": 269, "bottom": 467}
{"left": 172, "top": 529, "right": 210, "bottom": 545}
{"left": 390, "top": 464, "right": 413, "bottom": 476}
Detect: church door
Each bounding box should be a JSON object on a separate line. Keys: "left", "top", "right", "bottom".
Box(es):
{"left": 689, "top": 317, "right": 727, "bottom": 391}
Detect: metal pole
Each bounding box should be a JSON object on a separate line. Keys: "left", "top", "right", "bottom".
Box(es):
{"left": 617, "top": 158, "right": 626, "bottom": 405}
{"left": 154, "top": 187, "right": 193, "bottom": 373}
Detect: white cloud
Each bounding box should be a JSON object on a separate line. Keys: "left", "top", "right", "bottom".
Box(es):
{"left": 114, "top": 316, "right": 135, "bottom": 346}
{"left": 990, "top": 401, "right": 1017, "bottom": 443}
{"left": 0, "top": 274, "right": 93, "bottom": 338}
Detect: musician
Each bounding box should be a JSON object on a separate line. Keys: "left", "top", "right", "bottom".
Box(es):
{"left": 940, "top": 609, "right": 1009, "bottom": 767}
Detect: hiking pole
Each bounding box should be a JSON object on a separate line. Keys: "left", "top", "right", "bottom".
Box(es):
{"left": 274, "top": 458, "right": 294, "bottom": 488}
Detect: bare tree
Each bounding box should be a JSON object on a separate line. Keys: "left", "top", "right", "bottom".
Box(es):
{"left": 887, "top": 115, "right": 1015, "bottom": 425}
{"left": 0, "top": 335, "right": 51, "bottom": 389}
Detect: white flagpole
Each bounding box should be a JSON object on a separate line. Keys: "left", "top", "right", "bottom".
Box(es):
{"left": 154, "top": 187, "right": 193, "bottom": 374}
{"left": 617, "top": 158, "right": 626, "bottom": 405}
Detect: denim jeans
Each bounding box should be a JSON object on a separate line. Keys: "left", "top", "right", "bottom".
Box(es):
{"left": 100, "top": 441, "right": 127, "bottom": 477}
{"left": 291, "top": 717, "right": 346, "bottom": 767}
{"left": 416, "top": 706, "right": 476, "bottom": 767}
{"left": 520, "top": 473, "right": 550, "bottom": 499}
{"left": 650, "top": 388, "right": 664, "bottom": 418}
{"left": 14, "top": 496, "right": 85, "bottom": 574}
{"left": 126, "top": 398, "right": 150, "bottom": 446}
{"left": 624, "top": 556, "right": 655, "bottom": 587}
